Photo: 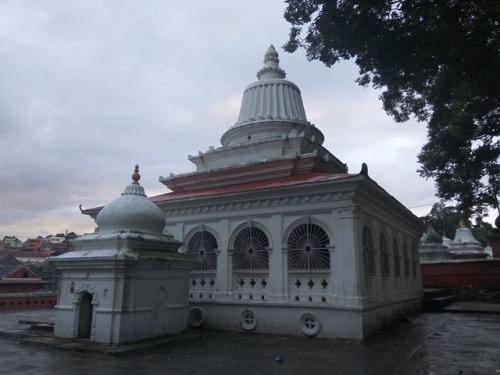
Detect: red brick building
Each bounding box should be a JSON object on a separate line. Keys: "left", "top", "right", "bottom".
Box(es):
{"left": 0, "top": 254, "right": 56, "bottom": 311}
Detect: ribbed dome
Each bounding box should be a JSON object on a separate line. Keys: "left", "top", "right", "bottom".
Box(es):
{"left": 233, "top": 45, "right": 308, "bottom": 127}
{"left": 220, "top": 45, "right": 313, "bottom": 148}
{"left": 96, "top": 165, "right": 165, "bottom": 234}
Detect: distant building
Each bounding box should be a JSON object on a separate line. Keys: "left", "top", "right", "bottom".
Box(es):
{"left": 47, "top": 240, "right": 76, "bottom": 254}
{"left": 1, "top": 250, "right": 50, "bottom": 265}
{"left": 0, "top": 253, "right": 56, "bottom": 311}
{"left": 0, "top": 254, "right": 46, "bottom": 293}
{"left": 2, "top": 236, "right": 24, "bottom": 249}
{"left": 46, "top": 235, "right": 65, "bottom": 244}
{"left": 27, "top": 238, "right": 45, "bottom": 252}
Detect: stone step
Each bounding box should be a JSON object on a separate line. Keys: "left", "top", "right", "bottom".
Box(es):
{"left": 423, "top": 288, "right": 452, "bottom": 298}
{"left": 423, "top": 289, "right": 457, "bottom": 311}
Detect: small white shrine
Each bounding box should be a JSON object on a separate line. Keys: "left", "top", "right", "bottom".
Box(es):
{"left": 147, "top": 46, "right": 424, "bottom": 339}
{"left": 419, "top": 226, "right": 451, "bottom": 262}
{"left": 448, "top": 226, "right": 488, "bottom": 259}
{"left": 50, "top": 166, "right": 196, "bottom": 344}
{"left": 420, "top": 224, "right": 489, "bottom": 262}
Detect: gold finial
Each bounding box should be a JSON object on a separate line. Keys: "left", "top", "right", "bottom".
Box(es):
{"left": 132, "top": 164, "right": 140, "bottom": 184}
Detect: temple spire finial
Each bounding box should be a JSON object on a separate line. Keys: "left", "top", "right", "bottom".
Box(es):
{"left": 132, "top": 164, "right": 141, "bottom": 185}
{"left": 257, "top": 45, "right": 286, "bottom": 80}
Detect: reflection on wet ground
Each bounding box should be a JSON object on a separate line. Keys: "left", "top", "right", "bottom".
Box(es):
{"left": 1, "top": 309, "right": 499, "bottom": 374}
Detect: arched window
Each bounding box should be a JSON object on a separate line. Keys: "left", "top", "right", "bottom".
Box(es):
{"left": 403, "top": 242, "right": 409, "bottom": 277}
{"left": 362, "top": 226, "right": 375, "bottom": 274}
{"left": 187, "top": 230, "right": 218, "bottom": 271}
{"left": 411, "top": 244, "right": 418, "bottom": 277}
{"left": 233, "top": 227, "right": 269, "bottom": 270}
{"left": 393, "top": 239, "right": 401, "bottom": 276}
{"left": 288, "top": 223, "right": 330, "bottom": 270}
{"left": 380, "top": 233, "right": 390, "bottom": 275}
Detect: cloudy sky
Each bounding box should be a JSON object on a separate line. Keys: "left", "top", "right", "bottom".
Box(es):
{"left": 2, "top": 1, "right": 488, "bottom": 241}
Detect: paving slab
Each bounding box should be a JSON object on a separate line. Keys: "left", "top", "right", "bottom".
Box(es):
{"left": 1, "top": 308, "right": 500, "bottom": 374}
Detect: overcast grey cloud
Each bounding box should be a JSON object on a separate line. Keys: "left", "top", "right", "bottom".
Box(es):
{"left": 1, "top": 0, "right": 483, "bottom": 240}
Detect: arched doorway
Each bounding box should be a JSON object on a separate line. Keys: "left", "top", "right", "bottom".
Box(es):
{"left": 77, "top": 293, "right": 93, "bottom": 338}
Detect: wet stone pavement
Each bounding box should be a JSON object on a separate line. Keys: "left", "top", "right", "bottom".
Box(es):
{"left": 0, "top": 309, "right": 499, "bottom": 374}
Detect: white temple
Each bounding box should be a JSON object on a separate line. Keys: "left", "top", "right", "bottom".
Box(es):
{"left": 51, "top": 166, "right": 196, "bottom": 344}
{"left": 145, "top": 46, "right": 424, "bottom": 339}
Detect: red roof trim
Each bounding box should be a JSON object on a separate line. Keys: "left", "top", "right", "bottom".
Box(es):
{"left": 150, "top": 172, "right": 354, "bottom": 203}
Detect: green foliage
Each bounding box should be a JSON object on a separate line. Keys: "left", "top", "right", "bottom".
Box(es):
{"left": 471, "top": 226, "right": 492, "bottom": 247}
{"left": 420, "top": 202, "right": 465, "bottom": 239}
{"left": 284, "top": 0, "right": 500, "bottom": 218}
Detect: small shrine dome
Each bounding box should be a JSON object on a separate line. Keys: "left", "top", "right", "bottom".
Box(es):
{"left": 96, "top": 165, "right": 165, "bottom": 234}
{"left": 451, "top": 226, "right": 482, "bottom": 247}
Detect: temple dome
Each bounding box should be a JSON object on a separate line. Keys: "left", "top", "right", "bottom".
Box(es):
{"left": 221, "top": 45, "right": 314, "bottom": 147}
{"left": 451, "top": 226, "right": 482, "bottom": 247}
{"left": 447, "top": 225, "right": 487, "bottom": 259}
{"left": 96, "top": 165, "right": 165, "bottom": 234}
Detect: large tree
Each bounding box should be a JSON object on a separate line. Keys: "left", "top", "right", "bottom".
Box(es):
{"left": 283, "top": 0, "right": 500, "bottom": 219}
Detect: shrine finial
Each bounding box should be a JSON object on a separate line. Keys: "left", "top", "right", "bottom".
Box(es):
{"left": 132, "top": 164, "right": 141, "bottom": 184}
{"left": 257, "top": 45, "right": 286, "bottom": 80}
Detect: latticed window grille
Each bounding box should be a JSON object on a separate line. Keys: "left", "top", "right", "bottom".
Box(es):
{"left": 380, "top": 233, "right": 390, "bottom": 275}
{"left": 288, "top": 223, "right": 330, "bottom": 270}
{"left": 363, "top": 226, "right": 375, "bottom": 274}
{"left": 233, "top": 227, "right": 269, "bottom": 270}
{"left": 393, "top": 239, "right": 401, "bottom": 276}
{"left": 187, "top": 231, "right": 218, "bottom": 271}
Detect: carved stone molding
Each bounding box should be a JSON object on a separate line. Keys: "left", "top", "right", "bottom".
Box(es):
{"left": 72, "top": 282, "right": 100, "bottom": 305}
{"left": 337, "top": 207, "right": 360, "bottom": 218}
{"left": 164, "top": 191, "right": 353, "bottom": 217}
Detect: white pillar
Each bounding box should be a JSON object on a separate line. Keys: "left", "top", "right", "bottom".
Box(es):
{"left": 215, "top": 219, "right": 231, "bottom": 299}
{"left": 267, "top": 215, "right": 286, "bottom": 301}
{"left": 334, "top": 207, "right": 363, "bottom": 307}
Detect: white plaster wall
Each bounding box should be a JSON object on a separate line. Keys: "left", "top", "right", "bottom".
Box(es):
{"left": 187, "top": 300, "right": 420, "bottom": 340}
{"left": 160, "top": 177, "right": 424, "bottom": 339}
{"left": 51, "top": 257, "right": 193, "bottom": 344}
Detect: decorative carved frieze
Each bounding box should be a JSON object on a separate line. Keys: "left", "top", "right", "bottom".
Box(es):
{"left": 163, "top": 190, "right": 355, "bottom": 217}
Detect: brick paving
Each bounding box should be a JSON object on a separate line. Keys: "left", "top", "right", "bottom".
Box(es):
{"left": 0, "top": 308, "right": 499, "bottom": 374}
